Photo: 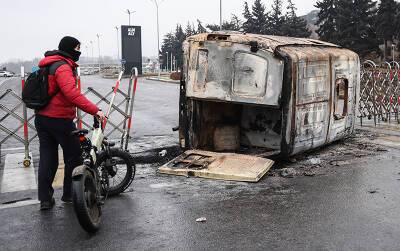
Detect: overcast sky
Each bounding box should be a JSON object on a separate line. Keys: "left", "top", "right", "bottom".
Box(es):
{"left": 0, "top": 0, "right": 317, "bottom": 63}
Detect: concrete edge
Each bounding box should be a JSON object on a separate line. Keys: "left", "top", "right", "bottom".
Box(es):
{"left": 146, "top": 77, "right": 180, "bottom": 84}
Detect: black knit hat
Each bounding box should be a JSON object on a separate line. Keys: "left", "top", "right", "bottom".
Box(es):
{"left": 58, "top": 36, "right": 80, "bottom": 54}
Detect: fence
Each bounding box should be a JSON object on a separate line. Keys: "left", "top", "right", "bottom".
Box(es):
{"left": 359, "top": 60, "right": 400, "bottom": 126}
{"left": 0, "top": 66, "right": 138, "bottom": 167}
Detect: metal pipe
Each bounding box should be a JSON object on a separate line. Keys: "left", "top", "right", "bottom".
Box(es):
{"left": 76, "top": 67, "right": 83, "bottom": 129}
{"left": 104, "top": 71, "right": 124, "bottom": 130}
{"left": 120, "top": 68, "right": 134, "bottom": 148}
{"left": 124, "top": 68, "right": 138, "bottom": 150}
{"left": 21, "top": 66, "right": 31, "bottom": 167}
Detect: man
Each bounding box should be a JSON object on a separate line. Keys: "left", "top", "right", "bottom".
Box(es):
{"left": 35, "top": 36, "right": 105, "bottom": 210}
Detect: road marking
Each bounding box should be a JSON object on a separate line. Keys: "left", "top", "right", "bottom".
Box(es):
{"left": 0, "top": 199, "right": 39, "bottom": 210}
{"left": 0, "top": 152, "right": 37, "bottom": 193}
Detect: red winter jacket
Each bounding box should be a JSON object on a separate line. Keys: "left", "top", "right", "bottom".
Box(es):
{"left": 37, "top": 51, "right": 99, "bottom": 119}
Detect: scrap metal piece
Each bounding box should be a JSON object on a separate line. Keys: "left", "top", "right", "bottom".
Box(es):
{"left": 159, "top": 150, "right": 274, "bottom": 182}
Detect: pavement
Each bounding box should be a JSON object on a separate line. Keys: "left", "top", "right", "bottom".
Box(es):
{"left": 1, "top": 75, "right": 400, "bottom": 250}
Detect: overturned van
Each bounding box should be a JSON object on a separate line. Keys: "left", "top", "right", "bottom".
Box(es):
{"left": 160, "top": 32, "right": 360, "bottom": 182}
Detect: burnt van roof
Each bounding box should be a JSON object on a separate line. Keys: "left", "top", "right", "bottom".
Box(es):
{"left": 187, "top": 31, "right": 340, "bottom": 51}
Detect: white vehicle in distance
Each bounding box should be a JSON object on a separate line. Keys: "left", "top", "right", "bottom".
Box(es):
{"left": 0, "top": 71, "right": 14, "bottom": 77}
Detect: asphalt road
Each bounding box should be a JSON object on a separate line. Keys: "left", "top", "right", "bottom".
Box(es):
{"left": 1, "top": 76, "right": 400, "bottom": 250}
{"left": 0, "top": 75, "right": 180, "bottom": 155}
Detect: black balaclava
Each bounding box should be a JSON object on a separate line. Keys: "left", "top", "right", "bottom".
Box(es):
{"left": 58, "top": 36, "right": 81, "bottom": 62}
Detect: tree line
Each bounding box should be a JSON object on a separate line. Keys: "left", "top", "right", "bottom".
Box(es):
{"left": 316, "top": 0, "right": 400, "bottom": 60}
{"left": 161, "top": 0, "right": 400, "bottom": 70}
{"left": 160, "top": 0, "right": 309, "bottom": 69}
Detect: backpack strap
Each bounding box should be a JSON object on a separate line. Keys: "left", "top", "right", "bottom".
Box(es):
{"left": 47, "top": 60, "right": 70, "bottom": 97}
{"left": 48, "top": 60, "right": 69, "bottom": 75}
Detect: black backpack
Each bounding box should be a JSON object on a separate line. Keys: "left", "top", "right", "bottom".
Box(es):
{"left": 22, "top": 60, "right": 68, "bottom": 110}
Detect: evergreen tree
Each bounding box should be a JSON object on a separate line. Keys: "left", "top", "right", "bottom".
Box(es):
{"left": 315, "top": 0, "right": 338, "bottom": 43}
{"left": 251, "top": 0, "right": 269, "bottom": 34}
{"left": 334, "top": 0, "right": 380, "bottom": 57}
{"left": 160, "top": 32, "right": 175, "bottom": 69}
{"left": 224, "top": 14, "right": 242, "bottom": 31}
{"left": 350, "top": 0, "right": 380, "bottom": 57}
{"left": 207, "top": 15, "right": 242, "bottom": 31}
{"left": 269, "top": 0, "right": 285, "bottom": 35}
{"left": 335, "top": 0, "right": 356, "bottom": 48}
{"left": 197, "top": 19, "right": 207, "bottom": 34}
{"left": 174, "top": 25, "right": 186, "bottom": 68}
{"left": 282, "top": 0, "right": 311, "bottom": 37}
{"left": 376, "top": 0, "right": 397, "bottom": 60}
{"left": 184, "top": 22, "right": 196, "bottom": 37}
{"left": 242, "top": 1, "right": 254, "bottom": 33}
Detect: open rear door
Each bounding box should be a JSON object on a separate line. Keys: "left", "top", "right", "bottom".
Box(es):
{"left": 158, "top": 150, "right": 274, "bottom": 182}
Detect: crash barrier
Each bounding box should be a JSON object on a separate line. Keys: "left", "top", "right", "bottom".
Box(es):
{"left": 359, "top": 60, "right": 400, "bottom": 126}
{"left": 0, "top": 66, "right": 138, "bottom": 167}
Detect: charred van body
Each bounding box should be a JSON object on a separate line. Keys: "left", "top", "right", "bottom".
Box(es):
{"left": 178, "top": 32, "right": 360, "bottom": 157}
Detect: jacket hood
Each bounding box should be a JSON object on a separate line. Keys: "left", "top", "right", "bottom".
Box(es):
{"left": 38, "top": 50, "right": 78, "bottom": 68}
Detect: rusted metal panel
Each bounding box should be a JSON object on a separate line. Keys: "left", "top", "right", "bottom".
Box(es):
{"left": 180, "top": 32, "right": 360, "bottom": 158}
{"left": 158, "top": 150, "right": 274, "bottom": 182}
{"left": 186, "top": 42, "right": 284, "bottom": 106}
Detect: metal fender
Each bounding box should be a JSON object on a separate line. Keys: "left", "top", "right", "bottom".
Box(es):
{"left": 72, "top": 165, "right": 93, "bottom": 179}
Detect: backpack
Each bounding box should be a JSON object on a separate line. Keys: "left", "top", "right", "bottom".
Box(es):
{"left": 22, "top": 60, "right": 68, "bottom": 110}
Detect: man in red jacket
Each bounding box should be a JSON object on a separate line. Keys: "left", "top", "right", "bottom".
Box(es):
{"left": 35, "top": 36, "right": 105, "bottom": 210}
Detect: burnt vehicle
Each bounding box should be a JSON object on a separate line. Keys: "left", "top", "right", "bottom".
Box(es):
{"left": 160, "top": 32, "right": 360, "bottom": 182}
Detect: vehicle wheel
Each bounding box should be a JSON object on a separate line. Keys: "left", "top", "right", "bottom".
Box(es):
{"left": 97, "top": 148, "right": 135, "bottom": 196}
{"left": 72, "top": 168, "right": 101, "bottom": 233}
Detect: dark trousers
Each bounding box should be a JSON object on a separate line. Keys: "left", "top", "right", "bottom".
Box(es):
{"left": 35, "top": 115, "right": 82, "bottom": 202}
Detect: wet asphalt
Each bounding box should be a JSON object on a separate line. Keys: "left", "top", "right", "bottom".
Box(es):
{"left": 1, "top": 76, "right": 400, "bottom": 250}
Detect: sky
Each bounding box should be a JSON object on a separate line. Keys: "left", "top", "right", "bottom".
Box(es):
{"left": 0, "top": 0, "right": 317, "bottom": 63}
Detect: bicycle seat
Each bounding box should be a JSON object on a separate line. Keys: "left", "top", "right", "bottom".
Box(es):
{"left": 71, "top": 129, "right": 89, "bottom": 136}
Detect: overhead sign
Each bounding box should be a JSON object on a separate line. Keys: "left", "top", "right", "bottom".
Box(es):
{"left": 121, "top": 25, "right": 142, "bottom": 75}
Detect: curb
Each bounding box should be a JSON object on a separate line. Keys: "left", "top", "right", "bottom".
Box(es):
{"left": 146, "top": 77, "right": 180, "bottom": 84}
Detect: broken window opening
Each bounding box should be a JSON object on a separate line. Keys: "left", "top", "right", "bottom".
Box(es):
{"left": 189, "top": 100, "right": 282, "bottom": 155}
{"left": 333, "top": 78, "right": 348, "bottom": 120}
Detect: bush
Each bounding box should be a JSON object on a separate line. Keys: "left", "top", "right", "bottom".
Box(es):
{"left": 170, "top": 72, "right": 181, "bottom": 80}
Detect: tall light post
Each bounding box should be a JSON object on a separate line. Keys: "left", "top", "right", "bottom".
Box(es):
{"left": 85, "top": 45, "right": 89, "bottom": 63}
{"left": 115, "top": 26, "right": 120, "bottom": 63}
{"left": 150, "top": 0, "right": 164, "bottom": 78}
{"left": 90, "top": 40, "right": 94, "bottom": 64}
{"left": 220, "top": 0, "right": 222, "bottom": 31}
{"left": 126, "top": 9, "right": 135, "bottom": 26}
{"left": 166, "top": 52, "right": 169, "bottom": 72}
{"left": 96, "top": 34, "right": 101, "bottom": 72}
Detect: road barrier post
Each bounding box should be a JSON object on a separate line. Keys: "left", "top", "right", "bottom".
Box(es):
{"left": 21, "top": 66, "right": 31, "bottom": 167}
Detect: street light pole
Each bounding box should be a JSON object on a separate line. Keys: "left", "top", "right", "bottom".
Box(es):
{"left": 96, "top": 34, "right": 101, "bottom": 72}
{"left": 85, "top": 45, "right": 89, "bottom": 63}
{"left": 220, "top": 0, "right": 222, "bottom": 31}
{"left": 126, "top": 9, "right": 135, "bottom": 26}
{"left": 150, "top": 0, "right": 164, "bottom": 79}
{"left": 90, "top": 40, "right": 94, "bottom": 64}
{"left": 115, "top": 26, "right": 120, "bottom": 63}
{"left": 166, "top": 52, "right": 169, "bottom": 72}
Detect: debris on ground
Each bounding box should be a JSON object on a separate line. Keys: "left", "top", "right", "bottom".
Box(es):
{"left": 308, "top": 158, "right": 321, "bottom": 165}
{"left": 159, "top": 150, "right": 167, "bottom": 157}
{"left": 196, "top": 217, "right": 207, "bottom": 223}
{"left": 368, "top": 189, "right": 379, "bottom": 194}
{"left": 280, "top": 168, "right": 296, "bottom": 178}
{"left": 329, "top": 160, "right": 350, "bottom": 166}
{"left": 303, "top": 171, "right": 317, "bottom": 177}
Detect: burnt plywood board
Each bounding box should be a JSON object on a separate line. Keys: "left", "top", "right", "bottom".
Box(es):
{"left": 158, "top": 150, "right": 274, "bottom": 182}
